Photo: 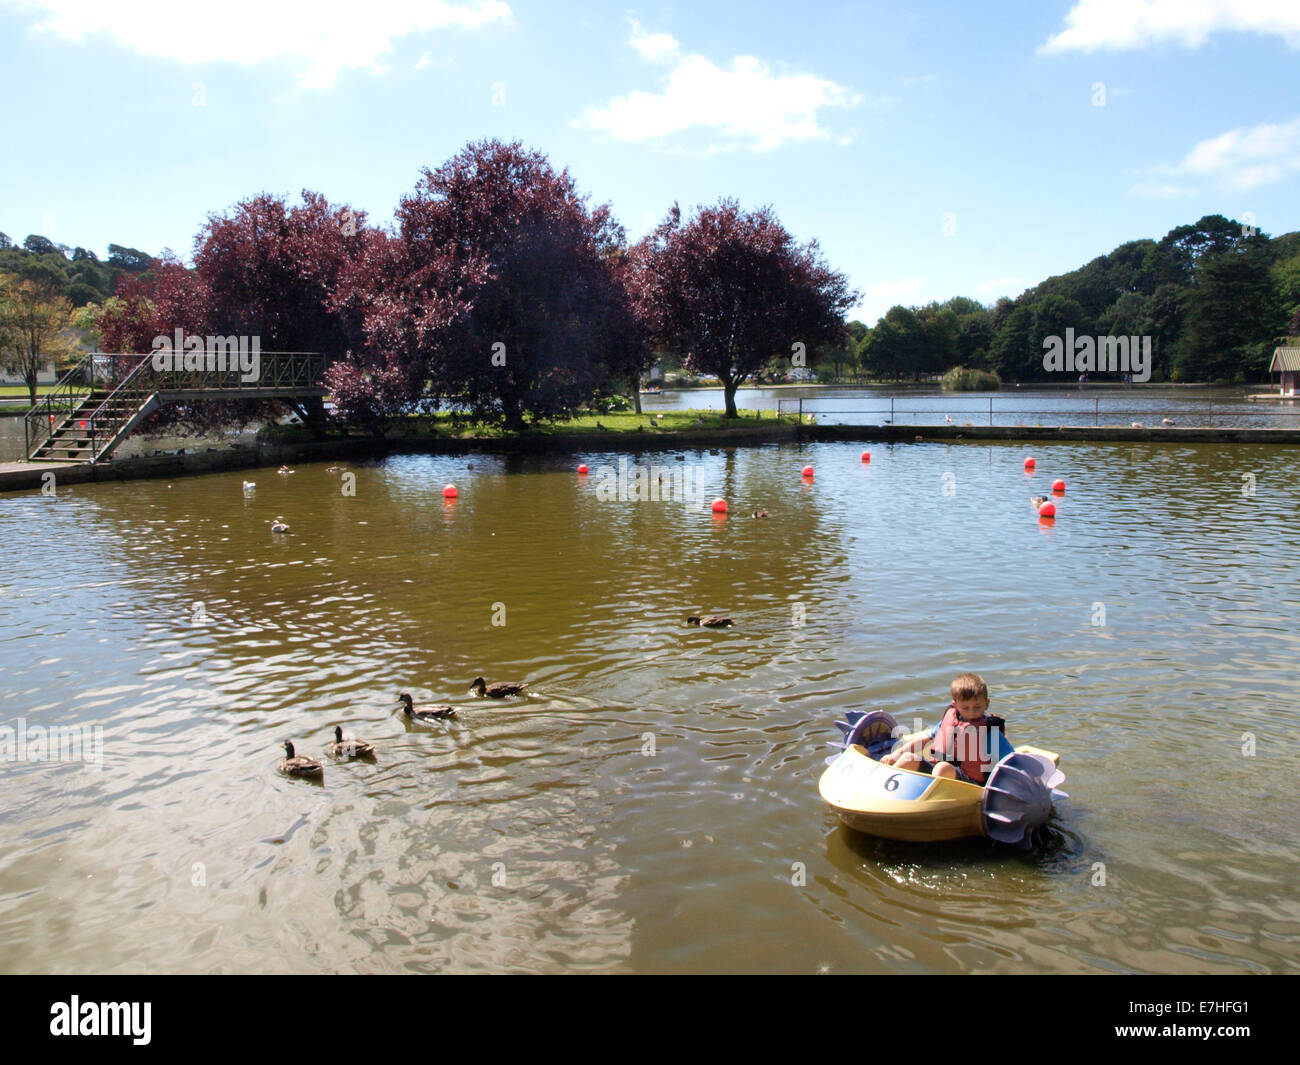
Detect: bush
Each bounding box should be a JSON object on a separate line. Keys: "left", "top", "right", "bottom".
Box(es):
{"left": 941, "top": 365, "right": 1001, "bottom": 391}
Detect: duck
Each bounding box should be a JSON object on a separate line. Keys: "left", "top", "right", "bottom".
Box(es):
{"left": 397, "top": 692, "right": 457, "bottom": 721}
{"left": 1131, "top": 421, "right": 1144, "bottom": 428}
{"left": 270, "top": 516, "right": 290, "bottom": 534}
{"left": 751, "top": 509, "right": 769, "bottom": 518}
{"left": 326, "top": 725, "right": 375, "bottom": 759}
{"left": 1030, "top": 496, "right": 1049, "bottom": 511}
{"left": 1161, "top": 417, "right": 1175, "bottom": 426}
{"left": 277, "top": 465, "right": 295, "bottom": 475}
{"left": 242, "top": 480, "right": 256, "bottom": 492}
{"left": 470, "top": 677, "right": 528, "bottom": 698}
{"left": 687, "top": 615, "right": 733, "bottom": 628}
{"left": 944, "top": 414, "right": 953, "bottom": 423}
{"left": 278, "top": 740, "right": 323, "bottom": 778}
{"left": 325, "top": 466, "right": 344, "bottom": 474}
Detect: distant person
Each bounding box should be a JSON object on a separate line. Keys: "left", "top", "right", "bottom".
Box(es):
{"left": 879, "top": 673, "right": 1015, "bottom": 786}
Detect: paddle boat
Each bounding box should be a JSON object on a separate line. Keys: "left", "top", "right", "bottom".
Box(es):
{"left": 818, "top": 710, "right": 1067, "bottom": 848}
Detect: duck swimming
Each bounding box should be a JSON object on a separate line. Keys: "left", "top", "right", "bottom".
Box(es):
{"left": 470, "top": 677, "right": 527, "bottom": 698}
{"left": 1030, "top": 496, "right": 1048, "bottom": 511}
{"left": 397, "top": 692, "right": 457, "bottom": 721}
{"left": 270, "top": 516, "right": 290, "bottom": 534}
{"left": 687, "top": 615, "right": 733, "bottom": 627}
{"left": 751, "top": 509, "right": 769, "bottom": 518}
{"left": 278, "top": 740, "right": 323, "bottom": 778}
{"left": 243, "top": 480, "right": 256, "bottom": 493}
{"left": 326, "top": 725, "right": 375, "bottom": 759}
{"left": 277, "top": 465, "right": 295, "bottom": 475}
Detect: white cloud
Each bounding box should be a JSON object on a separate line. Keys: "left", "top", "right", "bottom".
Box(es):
{"left": 628, "top": 18, "right": 680, "bottom": 63}
{"left": 2, "top": 0, "right": 511, "bottom": 88}
{"left": 1135, "top": 116, "right": 1300, "bottom": 193}
{"left": 1041, "top": 0, "right": 1300, "bottom": 53}
{"left": 1178, "top": 117, "right": 1300, "bottom": 189}
{"left": 582, "top": 21, "right": 861, "bottom": 151}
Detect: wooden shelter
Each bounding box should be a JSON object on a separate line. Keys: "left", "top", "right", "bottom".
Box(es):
{"left": 1269, "top": 343, "right": 1300, "bottom": 396}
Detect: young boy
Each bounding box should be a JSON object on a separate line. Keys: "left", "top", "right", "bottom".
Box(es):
{"left": 879, "top": 673, "right": 1014, "bottom": 786}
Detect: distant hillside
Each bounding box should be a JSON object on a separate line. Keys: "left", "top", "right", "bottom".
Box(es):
{"left": 847, "top": 215, "right": 1299, "bottom": 384}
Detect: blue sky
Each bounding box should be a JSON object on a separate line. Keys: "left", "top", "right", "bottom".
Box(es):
{"left": 2, "top": 0, "right": 1297, "bottom": 322}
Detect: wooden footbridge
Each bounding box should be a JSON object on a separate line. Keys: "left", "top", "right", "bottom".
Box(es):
{"left": 24, "top": 351, "right": 327, "bottom": 463}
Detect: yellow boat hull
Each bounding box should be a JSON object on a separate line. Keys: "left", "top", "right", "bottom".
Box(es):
{"left": 819, "top": 739, "right": 1061, "bottom": 843}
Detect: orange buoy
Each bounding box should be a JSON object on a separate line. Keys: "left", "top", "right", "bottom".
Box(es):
{"left": 711, "top": 498, "right": 728, "bottom": 513}
{"left": 1037, "top": 501, "right": 1056, "bottom": 518}
{"left": 802, "top": 465, "right": 814, "bottom": 478}
{"left": 577, "top": 464, "right": 589, "bottom": 475}
{"left": 443, "top": 484, "right": 459, "bottom": 498}
{"left": 1024, "top": 456, "right": 1036, "bottom": 469}
{"left": 1052, "top": 478, "right": 1065, "bottom": 492}
{"left": 861, "top": 451, "right": 871, "bottom": 462}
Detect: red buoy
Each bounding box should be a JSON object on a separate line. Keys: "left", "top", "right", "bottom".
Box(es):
{"left": 1024, "top": 456, "right": 1036, "bottom": 469}
{"left": 711, "top": 498, "right": 728, "bottom": 513}
{"left": 577, "top": 464, "right": 589, "bottom": 475}
{"left": 861, "top": 451, "right": 871, "bottom": 462}
{"left": 1038, "top": 501, "right": 1056, "bottom": 518}
{"left": 802, "top": 465, "right": 814, "bottom": 478}
{"left": 443, "top": 484, "right": 459, "bottom": 498}
{"left": 1052, "top": 478, "right": 1065, "bottom": 492}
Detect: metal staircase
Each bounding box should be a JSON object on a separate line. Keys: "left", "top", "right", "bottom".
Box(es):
{"left": 24, "top": 351, "right": 327, "bottom": 464}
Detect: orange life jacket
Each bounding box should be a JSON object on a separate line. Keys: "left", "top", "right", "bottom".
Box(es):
{"left": 930, "top": 704, "right": 1006, "bottom": 785}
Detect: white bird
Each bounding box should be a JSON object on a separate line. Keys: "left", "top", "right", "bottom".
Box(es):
{"left": 945, "top": 414, "right": 953, "bottom": 423}
{"left": 271, "top": 516, "right": 290, "bottom": 534}
{"left": 1162, "top": 417, "right": 1175, "bottom": 426}
{"left": 242, "top": 481, "right": 256, "bottom": 492}
{"left": 1131, "top": 422, "right": 1144, "bottom": 428}
{"left": 277, "top": 465, "right": 295, "bottom": 476}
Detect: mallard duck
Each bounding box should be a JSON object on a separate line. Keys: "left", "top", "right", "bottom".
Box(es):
{"left": 687, "top": 615, "right": 733, "bottom": 627}
{"left": 470, "top": 677, "right": 527, "bottom": 698}
{"left": 242, "top": 480, "right": 256, "bottom": 492}
{"left": 1162, "top": 417, "right": 1175, "bottom": 426}
{"left": 270, "top": 516, "right": 290, "bottom": 534}
{"left": 279, "top": 740, "right": 323, "bottom": 778}
{"left": 397, "top": 692, "right": 457, "bottom": 721}
{"left": 1131, "top": 421, "right": 1144, "bottom": 428}
{"left": 751, "top": 509, "right": 769, "bottom": 518}
{"left": 277, "top": 465, "right": 295, "bottom": 475}
{"left": 1030, "top": 496, "right": 1048, "bottom": 511}
{"left": 326, "top": 725, "right": 375, "bottom": 759}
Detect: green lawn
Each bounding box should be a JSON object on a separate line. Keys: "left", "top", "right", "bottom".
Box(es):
{"left": 0, "top": 385, "right": 55, "bottom": 399}
{"left": 423, "top": 407, "right": 796, "bottom": 437}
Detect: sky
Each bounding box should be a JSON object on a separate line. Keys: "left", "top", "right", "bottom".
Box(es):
{"left": 1, "top": 0, "right": 1297, "bottom": 323}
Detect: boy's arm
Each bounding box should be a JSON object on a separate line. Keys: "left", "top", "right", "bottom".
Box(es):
{"left": 880, "top": 724, "right": 937, "bottom": 765}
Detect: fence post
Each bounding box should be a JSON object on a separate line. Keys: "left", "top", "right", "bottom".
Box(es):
{"left": 1207, "top": 399, "right": 1212, "bottom": 427}
{"left": 1095, "top": 397, "right": 1099, "bottom": 426}
{"left": 989, "top": 397, "right": 993, "bottom": 426}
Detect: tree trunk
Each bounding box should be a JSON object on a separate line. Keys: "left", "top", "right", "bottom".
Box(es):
{"left": 723, "top": 376, "right": 739, "bottom": 418}
{"left": 302, "top": 395, "right": 328, "bottom": 439}
{"left": 631, "top": 374, "right": 642, "bottom": 415}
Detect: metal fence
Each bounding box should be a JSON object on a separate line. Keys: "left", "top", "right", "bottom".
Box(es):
{"left": 777, "top": 396, "right": 1300, "bottom": 427}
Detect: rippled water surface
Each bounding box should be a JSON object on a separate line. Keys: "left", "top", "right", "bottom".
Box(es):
{"left": 1, "top": 440, "right": 1298, "bottom": 973}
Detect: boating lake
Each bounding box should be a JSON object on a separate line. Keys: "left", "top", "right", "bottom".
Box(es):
{"left": 1, "top": 438, "right": 1298, "bottom": 973}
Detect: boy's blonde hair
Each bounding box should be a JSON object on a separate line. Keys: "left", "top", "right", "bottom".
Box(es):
{"left": 950, "top": 672, "right": 988, "bottom": 702}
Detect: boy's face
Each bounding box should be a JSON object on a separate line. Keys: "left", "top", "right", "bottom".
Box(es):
{"left": 953, "top": 693, "right": 989, "bottom": 720}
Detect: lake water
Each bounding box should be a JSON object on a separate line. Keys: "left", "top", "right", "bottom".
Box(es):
{"left": 1, "top": 439, "right": 1298, "bottom": 973}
